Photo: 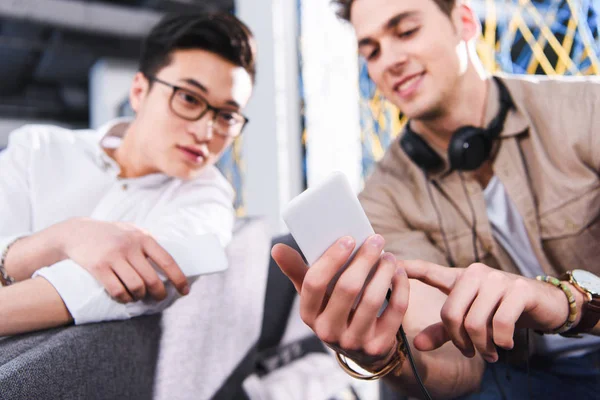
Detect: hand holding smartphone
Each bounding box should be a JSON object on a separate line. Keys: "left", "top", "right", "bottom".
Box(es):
{"left": 282, "top": 171, "right": 376, "bottom": 266}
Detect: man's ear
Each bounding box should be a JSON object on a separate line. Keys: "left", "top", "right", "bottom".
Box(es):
{"left": 129, "top": 72, "right": 150, "bottom": 113}
{"left": 454, "top": 3, "right": 481, "bottom": 43}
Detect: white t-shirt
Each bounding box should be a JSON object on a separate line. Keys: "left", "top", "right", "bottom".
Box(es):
{"left": 0, "top": 119, "right": 235, "bottom": 325}
{"left": 484, "top": 176, "right": 600, "bottom": 355}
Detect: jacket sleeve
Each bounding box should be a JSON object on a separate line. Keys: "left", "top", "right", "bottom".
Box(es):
{"left": 359, "top": 166, "right": 449, "bottom": 265}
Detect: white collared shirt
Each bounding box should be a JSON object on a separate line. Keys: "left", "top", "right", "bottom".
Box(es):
{"left": 0, "top": 119, "right": 235, "bottom": 325}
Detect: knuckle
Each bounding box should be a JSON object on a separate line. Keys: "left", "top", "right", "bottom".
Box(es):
{"left": 468, "top": 262, "right": 488, "bottom": 275}
{"left": 114, "top": 239, "right": 133, "bottom": 255}
{"left": 89, "top": 262, "right": 107, "bottom": 273}
{"left": 314, "top": 322, "right": 338, "bottom": 345}
{"left": 335, "top": 279, "right": 362, "bottom": 300}
{"left": 299, "top": 308, "right": 314, "bottom": 327}
{"left": 492, "top": 315, "right": 514, "bottom": 336}
{"left": 302, "top": 275, "right": 327, "bottom": 295}
{"left": 487, "top": 270, "right": 507, "bottom": 285}
{"left": 359, "top": 293, "right": 384, "bottom": 314}
{"left": 172, "top": 276, "right": 187, "bottom": 288}
{"left": 363, "top": 339, "right": 393, "bottom": 358}
{"left": 387, "top": 295, "right": 409, "bottom": 315}
{"left": 142, "top": 235, "right": 157, "bottom": 248}
{"left": 440, "top": 307, "right": 463, "bottom": 328}
{"left": 463, "top": 316, "right": 483, "bottom": 336}
{"left": 513, "top": 278, "right": 530, "bottom": 291}
{"left": 110, "top": 287, "right": 126, "bottom": 300}
{"left": 339, "top": 333, "right": 361, "bottom": 351}
{"left": 130, "top": 283, "right": 146, "bottom": 297}
{"left": 146, "top": 278, "right": 163, "bottom": 292}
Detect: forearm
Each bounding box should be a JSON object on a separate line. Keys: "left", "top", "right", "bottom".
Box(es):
{"left": 4, "top": 223, "right": 67, "bottom": 282}
{"left": 380, "top": 279, "right": 485, "bottom": 399}
{"left": 384, "top": 337, "right": 484, "bottom": 399}
{"left": 0, "top": 277, "right": 72, "bottom": 336}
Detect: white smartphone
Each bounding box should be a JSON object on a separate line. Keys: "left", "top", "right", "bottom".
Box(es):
{"left": 282, "top": 171, "right": 389, "bottom": 308}
{"left": 282, "top": 171, "right": 375, "bottom": 267}
{"left": 156, "top": 234, "right": 228, "bottom": 279}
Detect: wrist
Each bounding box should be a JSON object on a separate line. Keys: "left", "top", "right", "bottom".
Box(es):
{"left": 41, "top": 221, "right": 72, "bottom": 262}
{"left": 367, "top": 343, "right": 398, "bottom": 371}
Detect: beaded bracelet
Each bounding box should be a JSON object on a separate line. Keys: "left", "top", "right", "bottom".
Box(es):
{"left": 536, "top": 275, "right": 578, "bottom": 334}
{"left": 0, "top": 236, "right": 26, "bottom": 287}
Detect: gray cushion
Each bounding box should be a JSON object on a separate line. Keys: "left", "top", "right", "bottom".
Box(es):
{"left": 153, "top": 218, "right": 271, "bottom": 400}
{"left": 0, "top": 316, "right": 161, "bottom": 400}
{"left": 0, "top": 218, "right": 271, "bottom": 400}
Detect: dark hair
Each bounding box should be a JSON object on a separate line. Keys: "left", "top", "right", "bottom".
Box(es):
{"left": 332, "top": 0, "right": 456, "bottom": 21}
{"left": 139, "top": 12, "right": 256, "bottom": 82}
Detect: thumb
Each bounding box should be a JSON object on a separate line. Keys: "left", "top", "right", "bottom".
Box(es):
{"left": 271, "top": 244, "right": 308, "bottom": 294}
{"left": 413, "top": 321, "right": 451, "bottom": 352}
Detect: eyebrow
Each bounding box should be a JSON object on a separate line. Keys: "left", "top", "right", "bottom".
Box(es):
{"left": 357, "top": 11, "right": 419, "bottom": 49}
{"left": 180, "top": 78, "right": 241, "bottom": 109}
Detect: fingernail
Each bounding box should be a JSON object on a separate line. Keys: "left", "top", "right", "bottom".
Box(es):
{"left": 339, "top": 236, "right": 355, "bottom": 250}
{"left": 369, "top": 234, "right": 385, "bottom": 248}
{"left": 464, "top": 349, "right": 476, "bottom": 358}
{"left": 182, "top": 285, "right": 190, "bottom": 295}
{"left": 382, "top": 252, "right": 396, "bottom": 263}
{"left": 484, "top": 354, "right": 498, "bottom": 363}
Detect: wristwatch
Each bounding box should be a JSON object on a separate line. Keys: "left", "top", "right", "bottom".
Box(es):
{"left": 562, "top": 270, "right": 600, "bottom": 335}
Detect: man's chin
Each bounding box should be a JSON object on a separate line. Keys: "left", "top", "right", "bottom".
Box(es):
{"left": 402, "top": 102, "right": 444, "bottom": 122}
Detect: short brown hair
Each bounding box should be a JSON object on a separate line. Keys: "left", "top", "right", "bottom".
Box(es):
{"left": 332, "top": 0, "right": 456, "bottom": 21}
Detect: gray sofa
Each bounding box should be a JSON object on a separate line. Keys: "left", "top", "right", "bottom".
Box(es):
{"left": 0, "top": 218, "right": 391, "bottom": 400}
{"left": 0, "top": 316, "right": 162, "bottom": 399}
{"left": 0, "top": 218, "right": 312, "bottom": 400}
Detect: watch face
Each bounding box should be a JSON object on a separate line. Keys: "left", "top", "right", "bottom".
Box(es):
{"left": 572, "top": 270, "right": 600, "bottom": 296}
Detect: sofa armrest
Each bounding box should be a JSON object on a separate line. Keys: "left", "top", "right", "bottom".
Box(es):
{"left": 0, "top": 315, "right": 161, "bottom": 400}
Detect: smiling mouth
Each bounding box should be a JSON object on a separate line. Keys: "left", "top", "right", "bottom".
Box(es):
{"left": 394, "top": 72, "right": 425, "bottom": 93}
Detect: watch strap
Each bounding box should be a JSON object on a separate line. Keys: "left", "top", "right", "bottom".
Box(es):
{"left": 568, "top": 299, "right": 600, "bottom": 334}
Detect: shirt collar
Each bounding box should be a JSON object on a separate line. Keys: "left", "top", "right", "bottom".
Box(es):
{"left": 92, "top": 118, "right": 171, "bottom": 186}
{"left": 401, "top": 75, "right": 530, "bottom": 180}
{"left": 486, "top": 75, "right": 529, "bottom": 138}
{"left": 93, "top": 118, "right": 131, "bottom": 175}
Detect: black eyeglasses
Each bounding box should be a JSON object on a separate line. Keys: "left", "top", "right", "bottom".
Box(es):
{"left": 148, "top": 76, "right": 249, "bottom": 138}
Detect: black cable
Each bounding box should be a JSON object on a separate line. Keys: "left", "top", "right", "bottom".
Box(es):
{"left": 399, "top": 325, "right": 432, "bottom": 400}
{"left": 458, "top": 172, "right": 481, "bottom": 262}
{"left": 423, "top": 173, "right": 457, "bottom": 268}
{"left": 385, "top": 288, "right": 432, "bottom": 400}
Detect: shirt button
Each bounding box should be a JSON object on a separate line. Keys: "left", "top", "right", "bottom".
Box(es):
{"left": 122, "top": 183, "right": 128, "bottom": 191}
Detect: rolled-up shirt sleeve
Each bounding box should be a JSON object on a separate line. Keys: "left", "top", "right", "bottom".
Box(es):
{"left": 34, "top": 168, "right": 235, "bottom": 325}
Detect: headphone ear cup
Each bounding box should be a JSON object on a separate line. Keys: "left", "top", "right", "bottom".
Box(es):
{"left": 400, "top": 127, "right": 443, "bottom": 171}
{"left": 448, "top": 126, "right": 490, "bottom": 171}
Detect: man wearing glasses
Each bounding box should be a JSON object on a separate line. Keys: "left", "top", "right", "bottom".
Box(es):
{"left": 0, "top": 12, "right": 255, "bottom": 335}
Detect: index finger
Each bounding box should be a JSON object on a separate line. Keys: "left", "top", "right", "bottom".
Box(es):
{"left": 143, "top": 237, "right": 189, "bottom": 295}
{"left": 401, "top": 259, "right": 461, "bottom": 295}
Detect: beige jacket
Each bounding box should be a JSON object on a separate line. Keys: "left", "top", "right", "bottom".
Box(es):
{"left": 360, "top": 74, "right": 600, "bottom": 278}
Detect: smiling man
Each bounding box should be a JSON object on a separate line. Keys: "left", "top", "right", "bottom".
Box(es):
{"left": 0, "top": 12, "right": 255, "bottom": 336}
{"left": 273, "top": 0, "right": 600, "bottom": 399}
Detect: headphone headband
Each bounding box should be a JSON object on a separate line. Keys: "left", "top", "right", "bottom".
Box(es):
{"left": 401, "top": 77, "right": 514, "bottom": 172}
